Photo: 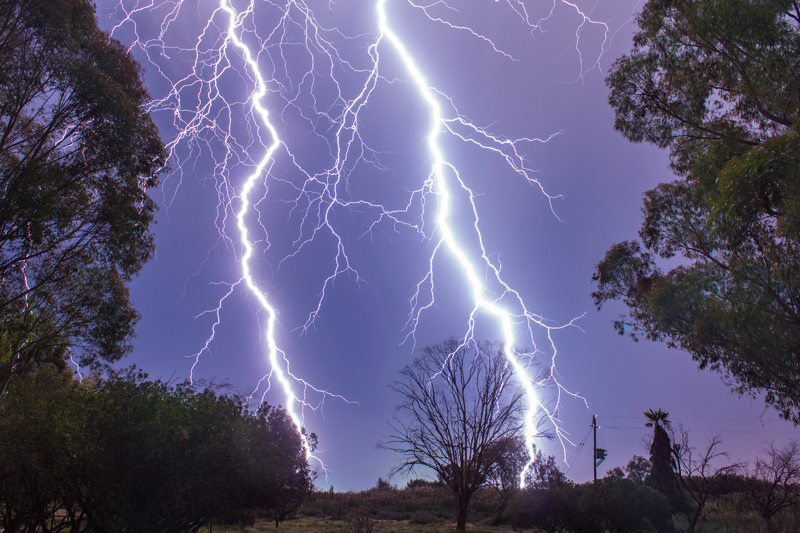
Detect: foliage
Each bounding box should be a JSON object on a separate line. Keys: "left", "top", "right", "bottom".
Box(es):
{"left": 300, "top": 484, "right": 459, "bottom": 524}
{"left": 405, "top": 479, "right": 441, "bottom": 490}
{"left": 505, "top": 486, "right": 574, "bottom": 533}
{"left": 505, "top": 479, "right": 672, "bottom": 533}
{"left": 0, "top": 0, "right": 166, "bottom": 391}
{"left": 626, "top": 455, "right": 652, "bottom": 484}
{"left": 607, "top": 455, "right": 652, "bottom": 483}
{"left": 375, "top": 477, "right": 393, "bottom": 490}
{"left": 382, "top": 339, "right": 525, "bottom": 530}
{"left": 595, "top": 478, "right": 673, "bottom": 533}
{"left": 483, "top": 437, "right": 567, "bottom": 525}
{"left": 0, "top": 364, "right": 87, "bottom": 532}
{"left": 343, "top": 505, "right": 375, "bottom": 533}
{"left": 283, "top": 477, "right": 800, "bottom": 533}
{"left": 250, "top": 404, "right": 317, "bottom": 527}
{"left": 526, "top": 449, "right": 569, "bottom": 490}
{"left": 0, "top": 366, "right": 314, "bottom": 532}
{"left": 593, "top": 0, "right": 800, "bottom": 422}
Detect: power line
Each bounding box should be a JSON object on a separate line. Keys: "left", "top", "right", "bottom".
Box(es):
{"left": 599, "top": 425, "right": 799, "bottom": 437}
{"left": 600, "top": 415, "right": 789, "bottom": 423}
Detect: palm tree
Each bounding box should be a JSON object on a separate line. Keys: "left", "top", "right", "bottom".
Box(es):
{"left": 644, "top": 409, "right": 679, "bottom": 504}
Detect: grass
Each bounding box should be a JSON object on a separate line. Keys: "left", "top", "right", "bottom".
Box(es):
{"left": 207, "top": 484, "right": 800, "bottom": 533}
{"left": 211, "top": 517, "right": 516, "bottom": 533}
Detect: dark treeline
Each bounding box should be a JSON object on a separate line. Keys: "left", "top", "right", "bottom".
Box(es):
{"left": 289, "top": 441, "right": 800, "bottom": 533}
{"left": 0, "top": 365, "right": 314, "bottom": 532}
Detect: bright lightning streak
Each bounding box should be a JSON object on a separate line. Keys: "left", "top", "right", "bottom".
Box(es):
{"left": 376, "top": 0, "right": 589, "bottom": 487}
{"left": 216, "top": 0, "right": 314, "bottom": 458}
{"left": 105, "top": 0, "right": 617, "bottom": 486}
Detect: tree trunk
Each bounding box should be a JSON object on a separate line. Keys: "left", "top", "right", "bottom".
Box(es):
{"left": 455, "top": 491, "right": 471, "bottom": 530}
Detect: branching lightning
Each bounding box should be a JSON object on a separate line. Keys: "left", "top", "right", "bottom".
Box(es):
{"left": 106, "top": 0, "right": 616, "bottom": 485}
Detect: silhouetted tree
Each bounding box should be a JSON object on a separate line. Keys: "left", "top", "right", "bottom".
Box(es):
{"left": 0, "top": 0, "right": 165, "bottom": 392}
{"left": 485, "top": 437, "right": 565, "bottom": 525}
{"left": 644, "top": 409, "right": 680, "bottom": 506}
{"left": 593, "top": 0, "right": 800, "bottom": 423}
{"left": 0, "top": 367, "right": 315, "bottom": 532}
{"left": 596, "top": 477, "right": 673, "bottom": 533}
{"left": 626, "top": 455, "right": 651, "bottom": 485}
{"left": 505, "top": 486, "right": 574, "bottom": 533}
{"left": 673, "top": 429, "right": 743, "bottom": 533}
{"left": 744, "top": 440, "right": 800, "bottom": 533}
{"left": 0, "top": 364, "right": 86, "bottom": 532}
{"left": 382, "top": 339, "right": 526, "bottom": 530}
{"left": 405, "top": 478, "right": 439, "bottom": 489}
{"left": 252, "top": 404, "right": 316, "bottom": 527}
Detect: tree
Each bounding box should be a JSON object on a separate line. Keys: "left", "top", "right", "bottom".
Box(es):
{"left": 74, "top": 369, "right": 257, "bottom": 532}
{"left": 484, "top": 437, "right": 566, "bottom": 525}
{"left": 250, "top": 404, "right": 316, "bottom": 528}
{"left": 382, "top": 339, "right": 525, "bottom": 530}
{"left": 744, "top": 440, "right": 800, "bottom": 533}
{"left": 592, "top": 0, "right": 800, "bottom": 422}
{"left": 0, "top": 363, "right": 88, "bottom": 532}
{"left": 625, "top": 455, "right": 652, "bottom": 485}
{"left": 505, "top": 486, "right": 575, "bottom": 533}
{"left": 644, "top": 409, "right": 680, "bottom": 506}
{"left": 375, "top": 477, "right": 392, "bottom": 490}
{"left": 607, "top": 454, "right": 653, "bottom": 483}
{"left": 673, "top": 429, "right": 743, "bottom": 533}
{"left": 595, "top": 477, "right": 673, "bottom": 533}
{"left": 0, "top": 367, "right": 316, "bottom": 532}
{"left": 0, "top": 0, "right": 166, "bottom": 391}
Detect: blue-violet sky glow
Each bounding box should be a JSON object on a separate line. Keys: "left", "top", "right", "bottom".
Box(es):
{"left": 92, "top": 0, "right": 800, "bottom": 491}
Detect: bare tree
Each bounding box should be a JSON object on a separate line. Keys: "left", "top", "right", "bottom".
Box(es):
{"left": 745, "top": 440, "right": 800, "bottom": 533}
{"left": 673, "top": 428, "right": 743, "bottom": 533}
{"left": 382, "top": 339, "right": 526, "bottom": 530}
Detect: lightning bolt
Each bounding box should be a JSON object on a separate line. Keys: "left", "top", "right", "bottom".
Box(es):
{"left": 104, "top": 0, "right": 615, "bottom": 485}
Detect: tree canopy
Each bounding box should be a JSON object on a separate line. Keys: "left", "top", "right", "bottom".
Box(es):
{"left": 0, "top": 0, "right": 165, "bottom": 390}
{"left": 0, "top": 365, "right": 315, "bottom": 532}
{"left": 382, "top": 339, "right": 525, "bottom": 530}
{"left": 593, "top": 0, "right": 800, "bottom": 422}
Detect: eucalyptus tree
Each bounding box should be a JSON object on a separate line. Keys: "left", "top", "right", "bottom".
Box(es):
{"left": 593, "top": 0, "right": 800, "bottom": 421}
{"left": 0, "top": 0, "right": 166, "bottom": 390}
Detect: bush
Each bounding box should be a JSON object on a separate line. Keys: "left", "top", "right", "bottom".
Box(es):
{"left": 344, "top": 505, "right": 375, "bottom": 533}
{"left": 595, "top": 478, "right": 672, "bottom": 532}
{"left": 506, "top": 486, "right": 575, "bottom": 533}
{"left": 410, "top": 510, "right": 437, "bottom": 524}
{"left": 505, "top": 479, "right": 672, "bottom": 533}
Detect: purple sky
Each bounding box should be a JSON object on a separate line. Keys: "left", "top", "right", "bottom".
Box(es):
{"left": 93, "top": 0, "right": 799, "bottom": 491}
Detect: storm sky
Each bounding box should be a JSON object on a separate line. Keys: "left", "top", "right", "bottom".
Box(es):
{"left": 93, "top": 0, "right": 799, "bottom": 490}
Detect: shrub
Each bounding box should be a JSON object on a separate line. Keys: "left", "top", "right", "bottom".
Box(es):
{"left": 504, "top": 480, "right": 672, "bottom": 533}
{"left": 344, "top": 505, "right": 375, "bottom": 533}
{"left": 410, "top": 510, "right": 437, "bottom": 524}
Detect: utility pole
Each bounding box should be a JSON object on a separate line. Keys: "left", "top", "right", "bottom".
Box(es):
{"left": 592, "top": 415, "right": 606, "bottom": 482}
